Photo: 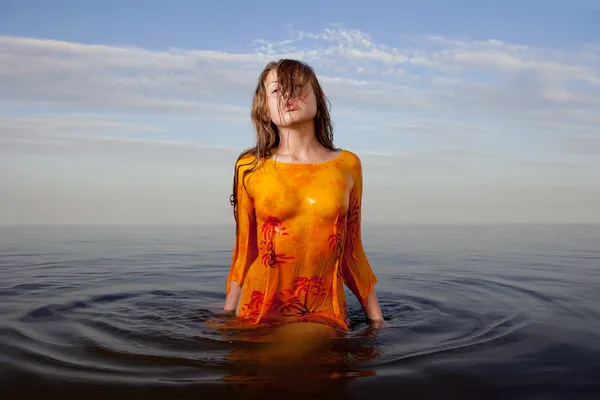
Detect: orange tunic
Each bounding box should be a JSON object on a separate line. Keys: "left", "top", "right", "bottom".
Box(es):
{"left": 226, "top": 149, "right": 378, "bottom": 331}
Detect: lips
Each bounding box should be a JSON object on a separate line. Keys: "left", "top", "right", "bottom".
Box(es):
{"left": 282, "top": 101, "right": 300, "bottom": 112}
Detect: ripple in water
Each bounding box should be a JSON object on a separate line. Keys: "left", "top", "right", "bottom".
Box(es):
{"left": 1, "top": 225, "right": 599, "bottom": 399}
{"left": 0, "top": 282, "right": 544, "bottom": 393}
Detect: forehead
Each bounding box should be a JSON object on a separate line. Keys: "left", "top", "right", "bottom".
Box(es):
{"left": 265, "top": 70, "right": 278, "bottom": 87}
{"left": 264, "top": 67, "right": 310, "bottom": 88}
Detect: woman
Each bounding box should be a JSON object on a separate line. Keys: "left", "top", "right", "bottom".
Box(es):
{"left": 223, "top": 59, "right": 383, "bottom": 332}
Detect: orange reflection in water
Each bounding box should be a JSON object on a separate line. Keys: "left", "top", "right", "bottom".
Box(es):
{"left": 207, "top": 316, "right": 382, "bottom": 396}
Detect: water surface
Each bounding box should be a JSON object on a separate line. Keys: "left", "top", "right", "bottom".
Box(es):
{"left": 1, "top": 224, "right": 599, "bottom": 399}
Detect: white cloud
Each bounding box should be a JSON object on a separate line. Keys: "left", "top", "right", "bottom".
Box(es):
{"left": 1, "top": 26, "right": 599, "bottom": 225}
{"left": 0, "top": 114, "right": 241, "bottom": 166}
{"left": 1, "top": 28, "right": 598, "bottom": 122}
{"left": 1, "top": 27, "right": 598, "bottom": 157}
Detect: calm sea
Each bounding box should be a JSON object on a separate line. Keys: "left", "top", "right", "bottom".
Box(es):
{"left": 1, "top": 224, "right": 599, "bottom": 399}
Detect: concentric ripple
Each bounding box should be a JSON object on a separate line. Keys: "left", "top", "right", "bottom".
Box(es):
{"left": 1, "top": 224, "right": 599, "bottom": 398}
{"left": 1, "top": 276, "right": 536, "bottom": 383}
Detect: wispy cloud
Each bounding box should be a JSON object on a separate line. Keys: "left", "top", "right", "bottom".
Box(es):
{"left": 2, "top": 26, "right": 599, "bottom": 161}
{"left": 0, "top": 114, "right": 240, "bottom": 166}
{"left": 1, "top": 26, "right": 599, "bottom": 224}
{"left": 1, "top": 28, "right": 598, "bottom": 124}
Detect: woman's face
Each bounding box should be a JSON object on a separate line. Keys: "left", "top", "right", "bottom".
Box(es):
{"left": 264, "top": 69, "right": 317, "bottom": 128}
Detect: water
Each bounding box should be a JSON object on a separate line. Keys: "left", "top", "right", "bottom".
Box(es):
{"left": 1, "top": 224, "right": 599, "bottom": 399}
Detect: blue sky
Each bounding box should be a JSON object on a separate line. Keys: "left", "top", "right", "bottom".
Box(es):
{"left": 2, "top": 0, "right": 598, "bottom": 48}
{"left": 1, "top": 0, "right": 599, "bottom": 225}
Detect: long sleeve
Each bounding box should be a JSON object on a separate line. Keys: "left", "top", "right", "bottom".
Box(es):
{"left": 341, "top": 156, "right": 378, "bottom": 308}
{"left": 226, "top": 158, "right": 258, "bottom": 295}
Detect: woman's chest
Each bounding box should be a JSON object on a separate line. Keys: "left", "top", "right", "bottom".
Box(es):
{"left": 250, "top": 166, "right": 352, "bottom": 221}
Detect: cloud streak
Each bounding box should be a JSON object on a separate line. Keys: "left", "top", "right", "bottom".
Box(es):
{"left": 1, "top": 29, "right": 598, "bottom": 120}
{"left": 1, "top": 26, "right": 599, "bottom": 225}
{"left": 2, "top": 27, "right": 599, "bottom": 158}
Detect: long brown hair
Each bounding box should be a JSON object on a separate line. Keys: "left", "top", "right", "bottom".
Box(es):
{"left": 230, "top": 59, "right": 337, "bottom": 224}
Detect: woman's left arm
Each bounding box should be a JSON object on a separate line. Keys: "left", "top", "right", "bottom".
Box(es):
{"left": 364, "top": 290, "right": 383, "bottom": 322}
{"left": 341, "top": 154, "right": 383, "bottom": 322}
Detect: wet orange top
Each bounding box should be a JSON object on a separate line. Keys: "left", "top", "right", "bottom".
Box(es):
{"left": 226, "top": 149, "right": 378, "bottom": 331}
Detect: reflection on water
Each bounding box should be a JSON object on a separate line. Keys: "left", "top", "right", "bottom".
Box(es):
{"left": 1, "top": 224, "right": 600, "bottom": 398}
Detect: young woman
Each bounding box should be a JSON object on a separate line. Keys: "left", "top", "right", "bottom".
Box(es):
{"left": 223, "top": 59, "right": 383, "bottom": 332}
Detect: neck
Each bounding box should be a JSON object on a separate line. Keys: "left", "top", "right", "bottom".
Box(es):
{"left": 276, "top": 120, "right": 320, "bottom": 157}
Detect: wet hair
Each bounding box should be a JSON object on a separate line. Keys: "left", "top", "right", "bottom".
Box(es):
{"left": 230, "top": 59, "right": 337, "bottom": 223}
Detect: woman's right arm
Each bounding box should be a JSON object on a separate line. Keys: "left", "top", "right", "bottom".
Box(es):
{"left": 224, "top": 159, "right": 258, "bottom": 313}
{"left": 223, "top": 281, "right": 243, "bottom": 313}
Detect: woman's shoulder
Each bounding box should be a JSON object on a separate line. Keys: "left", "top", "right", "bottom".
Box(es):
{"left": 339, "top": 149, "right": 363, "bottom": 169}
{"left": 234, "top": 149, "right": 259, "bottom": 170}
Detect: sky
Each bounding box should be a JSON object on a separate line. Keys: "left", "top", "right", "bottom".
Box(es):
{"left": 1, "top": 0, "right": 599, "bottom": 225}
